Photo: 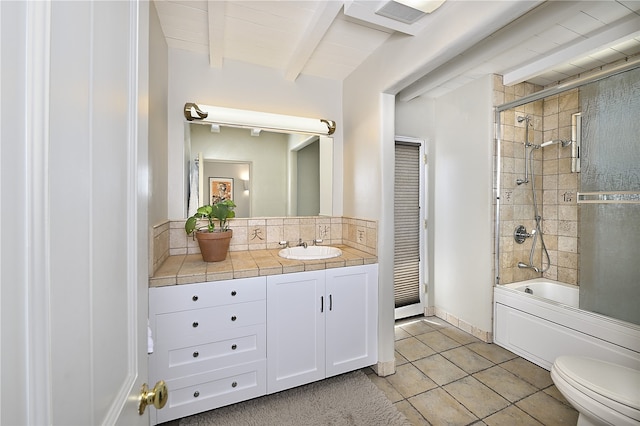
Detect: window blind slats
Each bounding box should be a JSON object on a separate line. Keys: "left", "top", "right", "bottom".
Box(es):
{"left": 394, "top": 143, "right": 421, "bottom": 308}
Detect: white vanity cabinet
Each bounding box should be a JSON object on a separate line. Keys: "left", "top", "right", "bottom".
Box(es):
{"left": 266, "top": 264, "right": 378, "bottom": 393}
{"left": 148, "top": 277, "right": 267, "bottom": 424}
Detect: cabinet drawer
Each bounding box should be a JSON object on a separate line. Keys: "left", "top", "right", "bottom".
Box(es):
{"left": 150, "top": 277, "right": 265, "bottom": 314}
{"left": 155, "top": 360, "right": 266, "bottom": 424}
{"left": 156, "top": 300, "right": 266, "bottom": 342}
{"left": 155, "top": 324, "right": 266, "bottom": 380}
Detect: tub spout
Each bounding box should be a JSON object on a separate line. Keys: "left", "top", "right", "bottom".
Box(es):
{"left": 518, "top": 262, "right": 540, "bottom": 273}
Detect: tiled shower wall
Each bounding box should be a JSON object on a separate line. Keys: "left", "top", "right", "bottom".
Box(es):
{"left": 150, "top": 216, "right": 378, "bottom": 275}
{"left": 494, "top": 75, "right": 579, "bottom": 286}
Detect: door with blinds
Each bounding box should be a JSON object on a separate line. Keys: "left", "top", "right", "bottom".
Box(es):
{"left": 394, "top": 138, "right": 425, "bottom": 319}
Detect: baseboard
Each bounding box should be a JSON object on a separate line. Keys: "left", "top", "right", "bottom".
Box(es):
{"left": 433, "top": 307, "right": 493, "bottom": 343}
{"left": 372, "top": 359, "right": 395, "bottom": 377}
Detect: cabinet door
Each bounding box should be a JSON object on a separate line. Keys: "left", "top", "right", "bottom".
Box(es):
{"left": 266, "top": 270, "right": 325, "bottom": 393}
{"left": 325, "top": 264, "right": 378, "bottom": 377}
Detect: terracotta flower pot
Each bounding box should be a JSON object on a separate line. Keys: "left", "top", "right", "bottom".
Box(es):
{"left": 195, "top": 230, "right": 232, "bottom": 262}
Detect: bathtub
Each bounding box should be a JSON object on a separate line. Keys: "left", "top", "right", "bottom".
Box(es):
{"left": 494, "top": 278, "right": 640, "bottom": 371}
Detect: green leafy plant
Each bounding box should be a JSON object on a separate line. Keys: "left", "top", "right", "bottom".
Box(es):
{"left": 185, "top": 199, "right": 236, "bottom": 235}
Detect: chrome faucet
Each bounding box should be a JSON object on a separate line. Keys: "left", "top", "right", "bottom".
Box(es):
{"left": 297, "top": 238, "right": 307, "bottom": 248}
{"left": 517, "top": 262, "right": 540, "bottom": 273}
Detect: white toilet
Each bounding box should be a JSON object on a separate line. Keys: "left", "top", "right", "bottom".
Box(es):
{"left": 551, "top": 355, "right": 640, "bottom": 426}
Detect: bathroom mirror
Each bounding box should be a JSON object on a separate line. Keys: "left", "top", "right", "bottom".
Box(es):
{"left": 186, "top": 122, "right": 333, "bottom": 218}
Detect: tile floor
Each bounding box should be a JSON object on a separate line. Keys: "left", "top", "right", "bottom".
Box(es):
{"left": 364, "top": 316, "right": 579, "bottom": 426}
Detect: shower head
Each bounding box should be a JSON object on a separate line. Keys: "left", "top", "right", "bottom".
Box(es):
{"left": 517, "top": 115, "right": 530, "bottom": 123}
{"left": 539, "top": 139, "right": 573, "bottom": 148}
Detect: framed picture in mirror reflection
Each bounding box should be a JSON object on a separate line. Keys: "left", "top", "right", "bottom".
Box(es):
{"left": 210, "top": 177, "right": 233, "bottom": 204}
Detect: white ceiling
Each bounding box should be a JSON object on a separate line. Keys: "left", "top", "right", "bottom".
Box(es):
{"left": 154, "top": 0, "right": 640, "bottom": 99}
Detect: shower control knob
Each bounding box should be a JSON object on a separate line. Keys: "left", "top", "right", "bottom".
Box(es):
{"left": 514, "top": 225, "right": 532, "bottom": 244}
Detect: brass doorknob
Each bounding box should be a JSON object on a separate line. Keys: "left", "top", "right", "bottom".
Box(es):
{"left": 138, "top": 380, "right": 168, "bottom": 415}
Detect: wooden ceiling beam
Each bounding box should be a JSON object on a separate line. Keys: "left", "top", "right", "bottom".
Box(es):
{"left": 284, "top": 2, "right": 343, "bottom": 81}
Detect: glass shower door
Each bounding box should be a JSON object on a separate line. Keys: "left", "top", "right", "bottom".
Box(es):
{"left": 578, "top": 67, "right": 640, "bottom": 326}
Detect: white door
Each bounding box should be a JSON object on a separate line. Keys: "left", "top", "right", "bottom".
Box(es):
{"left": 266, "top": 271, "right": 325, "bottom": 393}
{"left": 325, "top": 265, "right": 378, "bottom": 377}
{"left": 0, "top": 2, "right": 151, "bottom": 424}
{"left": 394, "top": 138, "right": 427, "bottom": 319}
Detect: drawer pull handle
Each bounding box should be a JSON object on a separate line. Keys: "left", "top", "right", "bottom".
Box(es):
{"left": 231, "top": 344, "right": 237, "bottom": 350}
{"left": 192, "top": 321, "right": 199, "bottom": 328}
{"left": 193, "top": 351, "right": 199, "bottom": 358}
{"left": 192, "top": 295, "right": 198, "bottom": 301}
{"left": 193, "top": 391, "right": 200, "bottom": 398}
{"left": 231, "top": 381, "right": 237, "bottom": 388}
{"left": 231, "top": 315, "right": 237, "bottom": 322}
{"left": 231, "top": 290, "right": 237, "bottom": 296}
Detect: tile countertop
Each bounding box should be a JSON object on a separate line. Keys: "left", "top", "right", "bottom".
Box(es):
{"left": 150, "top": 245, "right": 378, "bottom": 287}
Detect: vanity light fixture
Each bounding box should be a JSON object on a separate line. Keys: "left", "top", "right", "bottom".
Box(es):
{"left": 184, "top": 102, "right": 336, "bottom": 136}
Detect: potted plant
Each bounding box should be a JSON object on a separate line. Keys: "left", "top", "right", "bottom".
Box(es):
{"left": 185, "top": 199, "right": 236, "bottom": 262}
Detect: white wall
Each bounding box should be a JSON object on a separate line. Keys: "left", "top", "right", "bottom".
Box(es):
{"left": 395, "top": 83, "right": 495, "bottom": 334}
{"left": 433, "top": 75, "right": 495, "bottom": 333}
{"left": 343, "top": 3, "right": 517, "bottom": 367}
{"left": 167, "top": 50, "right": 343, "bottom": 219}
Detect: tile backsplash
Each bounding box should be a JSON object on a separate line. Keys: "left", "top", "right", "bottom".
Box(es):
{"left": 151, "top": 216, "right": 378, "bottom": 275}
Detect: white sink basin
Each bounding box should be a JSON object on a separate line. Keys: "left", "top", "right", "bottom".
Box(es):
{"left": 278, "top": 246, "right": 342, "bottom": 260}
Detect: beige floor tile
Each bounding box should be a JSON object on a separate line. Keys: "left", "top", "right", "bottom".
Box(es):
{"left": 394, "top": 400, "right": 428, "bottom": 426}
{"left": 408, "top": 388, "right": 479, "bottom": 426}
{"left": 439, "top": 326, "right": 481, "bottom": 345}
{"left": 416, "top": 330, "right": 462, "bottom": 352}
{"left": 368, "top": 374, "right": 405, "bottom": 403}
{"left": 443, "top": 376, "right": 510, "bottom": 419}
{"left": 543, "top": 384, "right": 572, "bottom": 406}
{"left": 386, "top": 363, "right": 438, "bottom": 398}
{"left": 466, "top": 342, "right": 518, "bottom": 364}
{"left": 421, "top": 316, "right": 451, "bottom": 329}
{"left": 399, "top": 319, "right": 438, "bottom": 336}
{"left": 395, "top": 350, "right": 409, "bottom": 367}
{"left": 483, "top": 405, "right": 544, "bottom": 426}
{"left": 516, "top": 391, "right": 579, "bottom": 425}
{"left": 373, "top": 318, "right": 580, "bottom": 426}
{"left": 441, "top": 346, "right": 494, "bottom": 374}
{"left": 473, "top": 366, "right": 538, "bottom": 402}
{"left": 395, "top": 336, "right": 436, "bottom": 361}
{"left": 499, "top": 358, "right": 554, "bottom": 389}
{"left": 413, "top": 354, "right": 468, "bottom": 386}
{"left": 395, "top": 326, "right": 412, "bottom": 341}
